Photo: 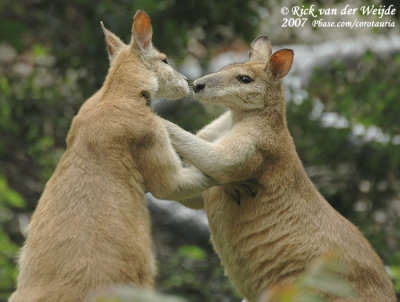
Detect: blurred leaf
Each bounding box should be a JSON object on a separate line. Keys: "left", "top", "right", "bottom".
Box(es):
{"left": 389, "top": 266, "right": 400, "bottom": 292}
{"left": 0, "top": 20, "right": 27, "bottom": 52}
{"left": 178, "top": 245, "right": 207, "bottom": 261}
{"left": 32, "top": 43, "right": 49, "bottom": 58}
{"left": 0, "top": 175, "right": 25, "bottom": 208}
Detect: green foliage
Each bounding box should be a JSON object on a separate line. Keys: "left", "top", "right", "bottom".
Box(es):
{"left": 0, "top": 20, "right": 27, "bottom": 52}
{"left": 308, "top": 51, "right": 400, "bottom": 136}
{"left": 390, "top": 265, "right": 400, "bottom": 292}
{"left": 157, "top": 244, "right": 240, "bottom": 302}
{"left": 0, "top": 41, "right": 82, "bottom": 181}
{"left": 177, "top": 245, "right": 207, "bottom": 261}
{"left": 0, "top": 175, "right": 24, "bottom": 299}
{"left": 133, "top": 0, "right": 264, "bottom": 57}
{"left": 0, "top": 177, "right": 25, "bottom": 209}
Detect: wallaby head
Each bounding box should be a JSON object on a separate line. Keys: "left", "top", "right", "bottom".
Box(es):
{"left": 101, "top": 10, "right": 189, "bottom": 100}
{"left": 193, "top": 36, "right": 293, "bottom": 111}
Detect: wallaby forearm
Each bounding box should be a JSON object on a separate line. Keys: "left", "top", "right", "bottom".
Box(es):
{"left": 164, "top": 119, "right": 222, "bottom": 165}
{"left": 167, "top": 112, "right": 233, "bottom": 208}
{"left": 174, "top": 113, "right": 234, "bottom": 208}
{"left": 151, "top": 166, "right": 216, "bottom": 201}
{"left": 163, "top": 119, "right": 260, "bottom": 183}
{"left": 196, "top": 110, "right": 232, "bottom": 142}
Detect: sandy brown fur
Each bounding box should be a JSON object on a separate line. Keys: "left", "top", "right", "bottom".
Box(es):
{"left": 9, "top": 11, "right": 213, "bottom": 302}
{"left": 164, "top": 36, "right": 396, "bottom": 302}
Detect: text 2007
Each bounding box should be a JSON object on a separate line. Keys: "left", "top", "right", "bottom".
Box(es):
{"left": 282, "top": 18, "right": 308, "bottom": 27}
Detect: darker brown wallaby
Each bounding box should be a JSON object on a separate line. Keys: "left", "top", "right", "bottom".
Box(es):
{"left": 9, "top": 11, "right": 214, "bottom": 302}
{"left": 163, "top": 36, "right": 396, "bottom": 302}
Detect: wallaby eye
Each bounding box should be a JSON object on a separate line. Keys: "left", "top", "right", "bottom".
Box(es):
{"left": 162, "top": 58, "right": 169, "bottom": 64}
{"left": 238, "top": 75, "right": 253, "bottom": 84}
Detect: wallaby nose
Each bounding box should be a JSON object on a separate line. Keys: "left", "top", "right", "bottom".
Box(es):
{"left": 194, "top": 82, "right": 206, "bottom": 93}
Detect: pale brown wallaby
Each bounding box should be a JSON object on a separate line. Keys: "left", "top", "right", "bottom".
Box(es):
{"left": 9, "top": 11, "right": 214, "bottom": 302}
{"left": 163, "top": 36, "right": 396, "bottom": 302}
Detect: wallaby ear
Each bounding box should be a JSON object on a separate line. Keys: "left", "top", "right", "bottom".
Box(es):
{"left": 131, "top": 10, "right": 153, "bottom": 51}
{"left": 100, "top": 21, "right": 124, "bottom": 61}
{"left": 268, "top": 49, "right": 294, "bottom": 80}
{"left": 249, "top": 35, "right": 272, "bottom": 62}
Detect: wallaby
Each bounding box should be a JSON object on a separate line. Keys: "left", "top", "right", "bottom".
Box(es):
{"left": 163, "top": 36, "right": 396, "bottom": 302}
{"left": 9, "top": 11, "right": 214, "bottom": 302}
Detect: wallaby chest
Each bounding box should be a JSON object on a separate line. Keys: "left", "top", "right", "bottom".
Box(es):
{"left": 203, "top": 186, "right": 275, "bottom": 301}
